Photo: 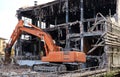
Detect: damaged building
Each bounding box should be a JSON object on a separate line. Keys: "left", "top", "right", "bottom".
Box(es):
{"left": 15, "top": 0, "right": 120, "bottom": 70}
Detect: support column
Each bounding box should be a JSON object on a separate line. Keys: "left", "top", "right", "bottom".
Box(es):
{"left": 117, "top": 0, "right": 120, "bottom": 26}
{"left": 32, "top": 18, "right": 37, "bottom": 26}
{"left": 39, "top": 17, "right": 42, "bottom": 28}
{"left": 55, "top": 17, "right": 57, "bottom": 25}
{"left": 104, "top": 45, "right": 111, "bottom": 71}
{"left": 66, "top": 0, "right": 69, "bottom": 23}
{"left": 38, "top": 16, "right": 42, "bottom": 55}
{"left": 104, "top": 19, "right": 111, "bottom": 71}
{"left": 65, "top": 0, "right": 70, "bottom": 50}
{"left": 80, "top": 0, "right": 84, "bottom": 51}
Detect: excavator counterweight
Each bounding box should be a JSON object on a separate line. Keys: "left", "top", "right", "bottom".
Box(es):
{"left": 42, "top": 51, "right": 86, "bottom": 62}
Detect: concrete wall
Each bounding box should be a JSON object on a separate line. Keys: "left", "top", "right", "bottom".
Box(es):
{"left": 0, "top": 38, "right": 6, "bottom": 55}
{"left": 111, "top": 0, "right": 120, "bottom": 66}
{"left": 112, "top": 49, "right": 120, "bottom": 67}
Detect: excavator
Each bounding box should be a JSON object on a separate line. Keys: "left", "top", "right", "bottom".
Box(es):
{"left": 5, "top": 20, "right": 86, "bottom": 72}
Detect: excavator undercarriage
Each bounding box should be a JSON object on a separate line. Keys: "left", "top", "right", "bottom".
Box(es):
{"left": 32, "top": 62, "right": 81, "bottom": 72}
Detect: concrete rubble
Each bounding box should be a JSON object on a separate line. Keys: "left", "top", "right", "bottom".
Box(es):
{"left": 0, "top": 63, "right": 58, "bottom": 77}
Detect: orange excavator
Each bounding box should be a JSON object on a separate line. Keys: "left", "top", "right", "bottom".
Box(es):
{"left": 5, "top": 20, "right": 86, "bottom": 72}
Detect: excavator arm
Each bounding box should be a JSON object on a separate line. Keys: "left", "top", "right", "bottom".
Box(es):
{"left": 5, "top": 20, "right": 23, "bottom": 63}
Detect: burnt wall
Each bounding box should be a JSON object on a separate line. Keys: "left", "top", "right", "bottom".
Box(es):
{"left": 16, "top": 0, "right": 117, "bottom": 59}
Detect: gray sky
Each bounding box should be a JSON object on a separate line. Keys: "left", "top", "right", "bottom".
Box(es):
{"left": 0, "top": 0, "right": 54, "bottom": 39}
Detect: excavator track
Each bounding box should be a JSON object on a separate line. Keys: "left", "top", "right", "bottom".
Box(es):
{"left": 32, "top": 63, "right": 66, "bottom": 73}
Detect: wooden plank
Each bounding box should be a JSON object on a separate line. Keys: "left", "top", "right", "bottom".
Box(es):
{"left": 105, "top": 40, "right": 120, "bottom": 46}
{"left": 62, "top": 69, "right": 107, "bottom": 77}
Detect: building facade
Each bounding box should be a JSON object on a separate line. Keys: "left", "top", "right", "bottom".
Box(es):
{"left": 16, "top": 0, "right": 120, "bottom": 70}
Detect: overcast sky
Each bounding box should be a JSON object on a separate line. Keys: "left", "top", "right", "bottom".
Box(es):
{"left": 0, "top": 0, "right": 54, "bottom": 39}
